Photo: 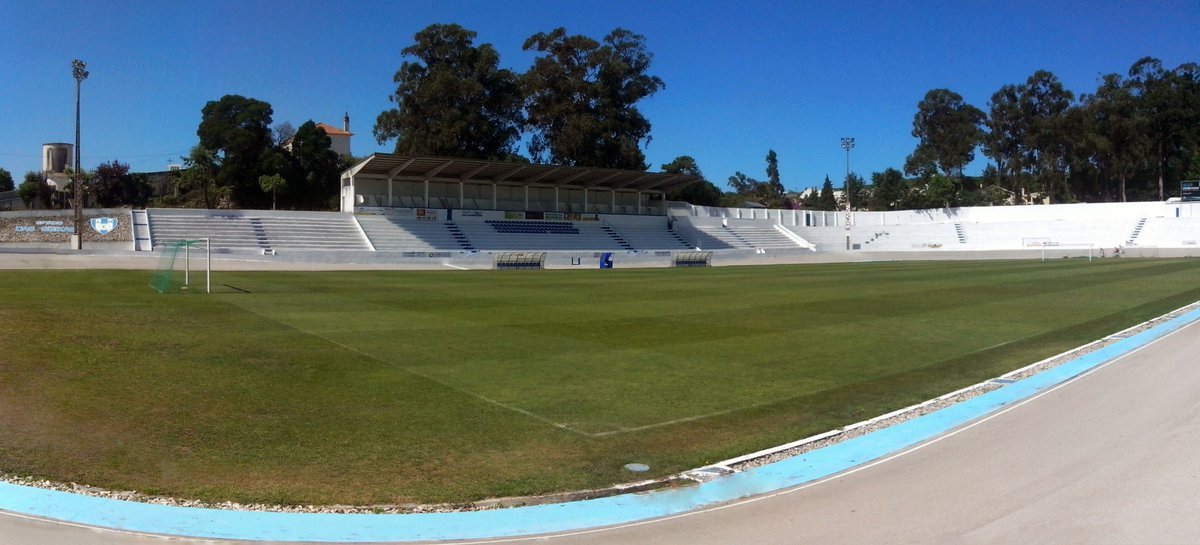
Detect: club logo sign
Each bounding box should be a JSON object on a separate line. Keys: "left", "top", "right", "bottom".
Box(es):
{"left": 90, "top": 217, "right": 117, "bottom": 236}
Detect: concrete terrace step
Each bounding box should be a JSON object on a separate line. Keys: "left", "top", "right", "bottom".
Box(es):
{"left": 147, "top": 211, "right": 370, "bottom": 251}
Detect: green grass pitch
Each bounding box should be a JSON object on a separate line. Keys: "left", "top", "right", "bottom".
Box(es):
{"left": 1, "top": 259, "right": 1198, "bottom": 505}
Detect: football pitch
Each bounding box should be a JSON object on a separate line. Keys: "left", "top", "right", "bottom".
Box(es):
{"left": 1, "top": 258, "right": 1198, "bottom": 506}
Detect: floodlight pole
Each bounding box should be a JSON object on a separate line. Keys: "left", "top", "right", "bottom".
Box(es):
{"left": 841, "top": 137, "right": 855, "bottom": 250}
{"left": 72, "top": 59, "right": 89, "bottom": 250}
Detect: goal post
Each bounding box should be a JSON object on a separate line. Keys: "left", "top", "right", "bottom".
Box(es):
{"left": 1038, "top": 242, "right": 1095, "bottom": 262}
{"left": 150, "top": 238, "right": 211, "bottom": 293}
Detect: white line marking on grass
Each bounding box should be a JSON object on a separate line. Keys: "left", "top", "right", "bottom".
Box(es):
{"left": 592, "top": 328, "right": 1097, "bottom": 437}
{"left": 592, "top": 398, "right": 788, "bottom": 437}
{"left": 440, "top": 317, "right": 1200, "bottom": 545}
{"left": 226, "top": 300, "right": 594, "bottom": 438}
{"left": 975, "top": 332, "right": 1038, "bottom": 352}
{"left": 321, "top": 335, "right": 594, "bottom": 437}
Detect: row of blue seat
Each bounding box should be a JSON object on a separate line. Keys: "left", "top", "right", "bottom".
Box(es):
{"left": 486, "top": 220, "right": 580, "bottom": 235}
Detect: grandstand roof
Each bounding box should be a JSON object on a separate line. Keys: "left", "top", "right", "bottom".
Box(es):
{"left": 342, "top": 154, "right": 701, "bottom": 194}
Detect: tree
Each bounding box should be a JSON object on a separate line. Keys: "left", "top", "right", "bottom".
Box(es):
{"left": 922, "top": 174, "right": 957, "bottom": 208}
{"left": 905, "top": 89, "right": 985, "bottom": 179}
{"left": 978, "top": 184, "right": 1012, "bottom": 206}
{"left": 727, "top": 150, "right": 790, "bottom": 207}
{"left": 974, "top": 165, "right": 1013, "bottom": 205}
{"left": 984, "top": 83, "right": 1027, "bottom": 196}
{"left": 0, "top": 168, "right": 13, "bottom": 192}
{"left": 661, "top": 155, "right": 702, "bottom": 177}
{"left": 272, "top": 122, "right": 296, "bottom": 147}
{"left": 1023, "top": 70, "right": 1075, "bottom": 202}
{"left": 983, "top": 71, "right": 1074, "bottom": 203}
{"left": 727, "top": 171, "right": 758, "bottom": 194}
{"left": 765, "top": 150, "right": 784, "bottom": 197}
{"left": 282, "top": 121, "right": 345, "bottom": 210}
{"left": 1081, "top": 73, "right": 1146, "bottom": 202}
{"left": 869, "top": 168, "right": 907, "bottom": 210}
{"left": 522, "top": 27, "right": 664, "bottom": 169}
{"left": 1128, "top": 58, "right": 1200, "bottom": 200}
{"left": 842, "top": 173, "right": 866, "bottom": 211}
{"left": 374, "top": 24, "right": 524, "bottom": 160}
{"left": 19, "top": 171, "right": 53, "bottom": 209}
{"left": 799, "top": 189, "right": 819, "bottom": 209}
{"left": 178, "top": 145, "right": 221, "bottom": 209}
{"left": 17, "top": 173, "right": 39, "bottom": 207}
{"left": 86, "top": 160, "right": 151, "bottom": 207}
{"left": 718, "top": 192, "right": 747, "bottom": 208}
{"left": 259, "top": 174, "right": 286, "bottom": 210}
{"left": 197, "top": 95, "right": 275, "bottom": 208}
{"left": 818, "top": 176, "right": 837, "bottom": 211}
{"left": 1059, "top": 100, "right": 1099, "bottom": 202}
{"left": 661, "top": 156, "right": 722, "bottom": 206}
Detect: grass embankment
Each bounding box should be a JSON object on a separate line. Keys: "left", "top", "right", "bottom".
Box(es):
{"left": 0, "top": 259, "right": 1197, "bottom": 505}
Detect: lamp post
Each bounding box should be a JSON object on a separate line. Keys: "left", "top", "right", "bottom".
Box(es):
{"left": 72, "top": 59, "right": 88, "bottom": 250}
{"left": 841, "top": 137, "right": 855, "bottom": 250}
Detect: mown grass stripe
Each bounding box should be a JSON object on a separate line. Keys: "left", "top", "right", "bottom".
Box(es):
{"left": 1, "top": 259, "right": 1198, "bottom": 505}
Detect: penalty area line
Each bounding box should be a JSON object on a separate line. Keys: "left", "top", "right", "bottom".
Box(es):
{"left": 441, "top": 315, "right": 1200, "bottom": 544}
{"left": 590, "top": 329, "right": 1053, "bottom": 438}
{"left": 225, "top": 299, "right": 594, "bottom": 438}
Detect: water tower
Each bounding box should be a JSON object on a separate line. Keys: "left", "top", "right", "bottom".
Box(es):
{"left": 43, "top": 143, "right": 73, "bottom": 173}
{"left": 42, "top": 143, "right": 74, "bottom": 189}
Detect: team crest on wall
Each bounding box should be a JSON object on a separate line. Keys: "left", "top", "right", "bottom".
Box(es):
{"left": 90, "top": 217, "right": 117, "bottom": 236}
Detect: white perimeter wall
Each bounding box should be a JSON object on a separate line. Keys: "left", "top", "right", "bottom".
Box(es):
{"left": 677, "top": 201, "right": 1200, "bottom": 227}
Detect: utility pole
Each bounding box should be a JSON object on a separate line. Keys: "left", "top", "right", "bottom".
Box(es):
{"left": 72, "top": 59, "right": 89, "bottom": 250}
{"left": 841, "top": 137, "right": 855, "bottom": 250}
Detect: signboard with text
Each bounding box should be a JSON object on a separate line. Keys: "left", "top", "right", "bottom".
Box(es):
{"left": 1182, "top": 180, "right": 1199, "bottom": 201}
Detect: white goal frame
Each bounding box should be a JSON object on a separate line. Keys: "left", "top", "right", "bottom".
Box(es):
{"left": 1038, "top": 242, "right": 1095, "bottom": 262}
{"left": 182, "top": 238, "right": 212, "bottom": 293}
{"left": 151, "top": 238, "right": 211, "bottom": 294}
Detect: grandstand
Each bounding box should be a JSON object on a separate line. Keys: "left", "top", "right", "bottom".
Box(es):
{"left": 671, "top": 217, "right": 814, "bottom": 250}
{"left": 356, "top": 215, "right": 468, "bottom": 251}
{"left": 8, "top": 155, "right": 1195, "bottom": 263}
{"left": 459, "top": 220, "right": 614, "bottom": 251}
{"left": 339, "top": 154, "right": 700, "bottom": 216}
{"left": 805, "top": 223, "right": 963, "bottom": 251}
{"left": 130, "top": 200, "right": 1200, "bottom": 264}
{"left": 126, "top": 194, "right": 1198, "bottom": 262}
{"left": 147, "top": 209, "right": 371, "bottom": 253}
{"left": 1135, "top": 217, "right": 1200, "bottom": 248}
{"left": 609, "top": 217, "right": 692, "bottom": 250}
{"left": 680, "top": 200, "right": 1200, "bottom": 256}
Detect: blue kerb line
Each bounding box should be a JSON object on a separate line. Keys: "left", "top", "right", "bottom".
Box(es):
{"left": 3, "top": 307, "right": 1199, "bottom": 542}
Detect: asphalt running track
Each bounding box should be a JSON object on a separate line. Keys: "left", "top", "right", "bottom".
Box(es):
{"left": 3, "top": 310, "right": 1199, "bottom": 544}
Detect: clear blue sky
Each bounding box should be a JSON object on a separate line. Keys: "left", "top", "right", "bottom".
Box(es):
{"left": 1, "top": 0, "right": 1196, "bottom": 192}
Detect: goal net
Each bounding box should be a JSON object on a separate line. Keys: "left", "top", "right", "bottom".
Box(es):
{"left": 1036, "top": 242, "right": 1095, "bottom": 262}
{"left": 150, "top": 239, "right": 211, "bottom": 293}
